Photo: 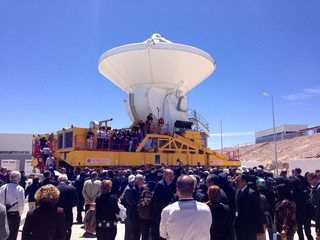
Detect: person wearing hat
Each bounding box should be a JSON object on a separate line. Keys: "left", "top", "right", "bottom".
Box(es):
{"left": 256, "top": 178, "right": 273, "bottom": 240}
{"left": 122, "top": 175, "right": 143, "bottom": 240}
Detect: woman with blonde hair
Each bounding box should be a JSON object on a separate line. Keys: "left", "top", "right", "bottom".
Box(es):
{"left": 22, "top": 184, "right": 68, "bottom": 240}
{"left": 207, "top": 185, "right": 234, "bottom": 240}
{"left": 95, "top": 179, "right": 120, "bottom": 240}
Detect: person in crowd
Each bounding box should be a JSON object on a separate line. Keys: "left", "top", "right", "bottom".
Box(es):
{"left": 206, "top": 185, "right": 234, "bottom": 240}
{"left": 307, "top": 172, "right": 320, "bottom": 222}
{"left": 206, "top": 174, "right": 229, "bottom": 205}
{"left": 280, "top": 169, "right": 288, "bottom": 178}
{"left": 38, "top": 170, "right": 57, "bottom": 187}
{"left": 0, "top": 203, "right": 10, "bottom": 240}
{"left": 60, "top": 167, "right": 68, "bottom": 177}
{"left": 19, "top": 171, "right": 27, "bottom": 189}
{"left": 219, "top": 172, "right": 236, "bottom": 216}
{"left": 0, "top": 167, "right": 8, "bottom": 186}
{"left": 290, "top": 176, "right": 314, "bottom": 240}
{"left": 192, "top": 174, "right": 206, "bottom": 202}
{"left": 294, "top": 168, "right": 309, "bottom": 190}
{"left": 160, "top": 175, "right": 212, "bottom": 240}
{"left": 24, "top": 176, "right": 40, "bottom": 211}
{"left": 122, "top": 174, "right": 143, "bottom": 240}
{"left": 86, "top": 128, "right": 95, "bottom": 149}
{"left": 95, "top": 180, "right": 120, "bottom": 240}
{"left": 256, "top": 178, "right": 275, "bottom": 240}
{"left": 22, "top": 184, "right": 68, "bottom": 240}
{"left": 56, "top": 175, "right": 79, "bottom": 240}
{"left": 139, "top": 177, "right": 155, "bottom": 240}
{"left": 74, "top": 171, "right": 86, "bottom": 223}
{"left": 275, "top": 183, "right": 297, "bottom": 240}
{"left": 108, "top": 170, "right": 121, "bottom": 197}
{"left": 234, "top": 173, "right": 265, "bottom": 240}
{"left": 152, "top": 168, "right": 175, "bottom": 240}
{"left": 0, "top": 171, "right": 25, "bottom": 240}
{"left": 82, "top": 171, "right": 101, "bottom": 212}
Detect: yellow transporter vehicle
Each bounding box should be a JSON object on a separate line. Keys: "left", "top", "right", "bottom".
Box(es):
{"left": 32, "top": 34, "right": 241, "bottom": 171}
{"left": 32, "top": 124, "right": 240, "bottom": 171}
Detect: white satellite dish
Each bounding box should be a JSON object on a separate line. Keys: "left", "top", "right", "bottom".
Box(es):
{"left": 98, "top": 34, "right": 216, "bottom": 132}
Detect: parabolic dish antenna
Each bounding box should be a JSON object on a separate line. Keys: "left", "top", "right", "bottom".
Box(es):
{"left": 98, "top": 34, "right": 216, "bottom": 133}
{"left": 98, "top": 34, "right": 216, "bottom": 94}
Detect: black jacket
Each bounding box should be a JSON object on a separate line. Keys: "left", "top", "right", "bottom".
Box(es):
{"left": 209, "top": 201, "right": 234, "bottom": 240}
{"left": 95, "top": 193, "right": 120, "bottom": 222}
{"left": 25, "top": 183, "right": 39, "bottom": 202}
{"left": 293, "top": 189, "right": 312, "bottom": 222}
{"left": 73, "top": 178, "right": 85, "bottom": 202}
{"left": 234, "top": 187, "right": 265, "bottom": 240}
{"left": 38, "top": 178, "right": 57, "bottom": 187}
{"left": 152, "top": 179, "right": 175, "bottom": 222}
{"left": 56, "top": 184, "right": 79, "bottom": 213}
{"left": 123, "top": 184, "right": 141, "bottom": 219}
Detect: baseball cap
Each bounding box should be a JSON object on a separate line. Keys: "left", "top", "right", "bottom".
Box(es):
{"left": 256, "top": 178, "right": 267, "bottom": 189}
{"left": 128, "top": 174, "right": 135, "bottom": 183}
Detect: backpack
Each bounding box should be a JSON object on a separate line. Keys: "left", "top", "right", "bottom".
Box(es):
{"left": 138, "top": 189, "right": 153, "bottom": 219}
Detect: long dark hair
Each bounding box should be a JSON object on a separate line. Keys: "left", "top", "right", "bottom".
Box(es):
{"left": 276, "top": 183, "right": 293, "bottom": 202}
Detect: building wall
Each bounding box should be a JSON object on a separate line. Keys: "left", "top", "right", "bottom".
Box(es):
{"left": 289, "top": 158, "right": 320, "bottom": 175}
{"left": 0, "top": 134, "right": 33, "bottom": 171}
{"left": 255, "top": 124, "right": 308, "bottom": 143}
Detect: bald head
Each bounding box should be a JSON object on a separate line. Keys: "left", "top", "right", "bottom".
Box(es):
{"left": 163, "top": 169, "right": 174, "bottom": 184}
{"left": 176, "top": 175, "right": 195, "bottom": 198}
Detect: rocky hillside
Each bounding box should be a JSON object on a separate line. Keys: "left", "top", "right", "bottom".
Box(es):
{"left": 228, "top": 133, "right": 320, "bottom": 170}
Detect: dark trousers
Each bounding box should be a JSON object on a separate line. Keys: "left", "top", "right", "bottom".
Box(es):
{"left": 236, "top": 231, "right": 256, "bottom": 240}
{"left": 141, "top": 219, "right": 152, "bottom": 240}
{"left": 297, "top": 219, "right": 313, "bottom": 240}
{"left": 97, "top": 138, "right": 103, "bottom": 149}
{"left": 76, "top": 197, "right": 85, "bottom": 223}
{"left": 7, "top": 213, "right": 20, "bottom": 240}
{"left": 96, "top": 226, "right": 117, "bottom": 240}
{"left": 64, "top": 209, "right": 73, "bottom": 240}
{"left": 124, "top": 217, "right": 141, "bottom": 240}
{"left": 150, "top": 219, "right": 165, "bottom": 240}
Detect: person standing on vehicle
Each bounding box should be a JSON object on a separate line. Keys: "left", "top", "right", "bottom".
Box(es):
{"left": 86, "top": 128, "right": 94, "bottom": 149}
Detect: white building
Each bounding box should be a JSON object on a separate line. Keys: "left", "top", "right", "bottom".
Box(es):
{"left": 255, "top": 124, "right": 308, "bottom": 143}
{"left": 0, "top": 133, "right": 33, "bottom": 173}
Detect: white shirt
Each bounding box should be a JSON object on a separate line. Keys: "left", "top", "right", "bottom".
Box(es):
{"left": 46, "top": 156, "right": 55, "bottom": 167}
{"left": 0, "top": 182, "right": 25, "bottom": 215}
{"left": 160, "top": 199, "right": 212, "bottom": 240}
{"left": 42, "top": 147, "right": 51, "bottom": 155}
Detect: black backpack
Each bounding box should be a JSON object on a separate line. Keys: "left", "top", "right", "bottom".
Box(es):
{"left": 138, "top": 189, "right": 153, "bottom": 219}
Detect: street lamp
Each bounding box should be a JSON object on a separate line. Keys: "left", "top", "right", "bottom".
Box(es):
{"left": 263, "top": 92, "right": 278, "bottom": 176}
{"left": 214, "top": 118, "right": 223, "bottom": 154}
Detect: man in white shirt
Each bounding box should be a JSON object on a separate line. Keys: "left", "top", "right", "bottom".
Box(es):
{"left": 0, "top": 171, "right": 25, "bottom": 240}
{"left": 41, "top": 146, "right": 51, "bottom": 163}
{"left": 45, "top": 154, "right": 55, "bottom": 168}
{"left": 160, "top": 175, "right": 212, "bottom": 240}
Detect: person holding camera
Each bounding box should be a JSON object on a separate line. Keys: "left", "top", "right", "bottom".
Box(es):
{"left": 0, "top": 171, "right": 25, "bottom": 240}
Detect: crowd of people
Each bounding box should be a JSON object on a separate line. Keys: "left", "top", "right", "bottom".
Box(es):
{"left": 0, "top": 164, "right": 319, "bottom": 240}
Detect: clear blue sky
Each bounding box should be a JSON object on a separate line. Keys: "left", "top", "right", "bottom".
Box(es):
{"left": 1, "top": 1, "right": 319, "bottom": 149}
